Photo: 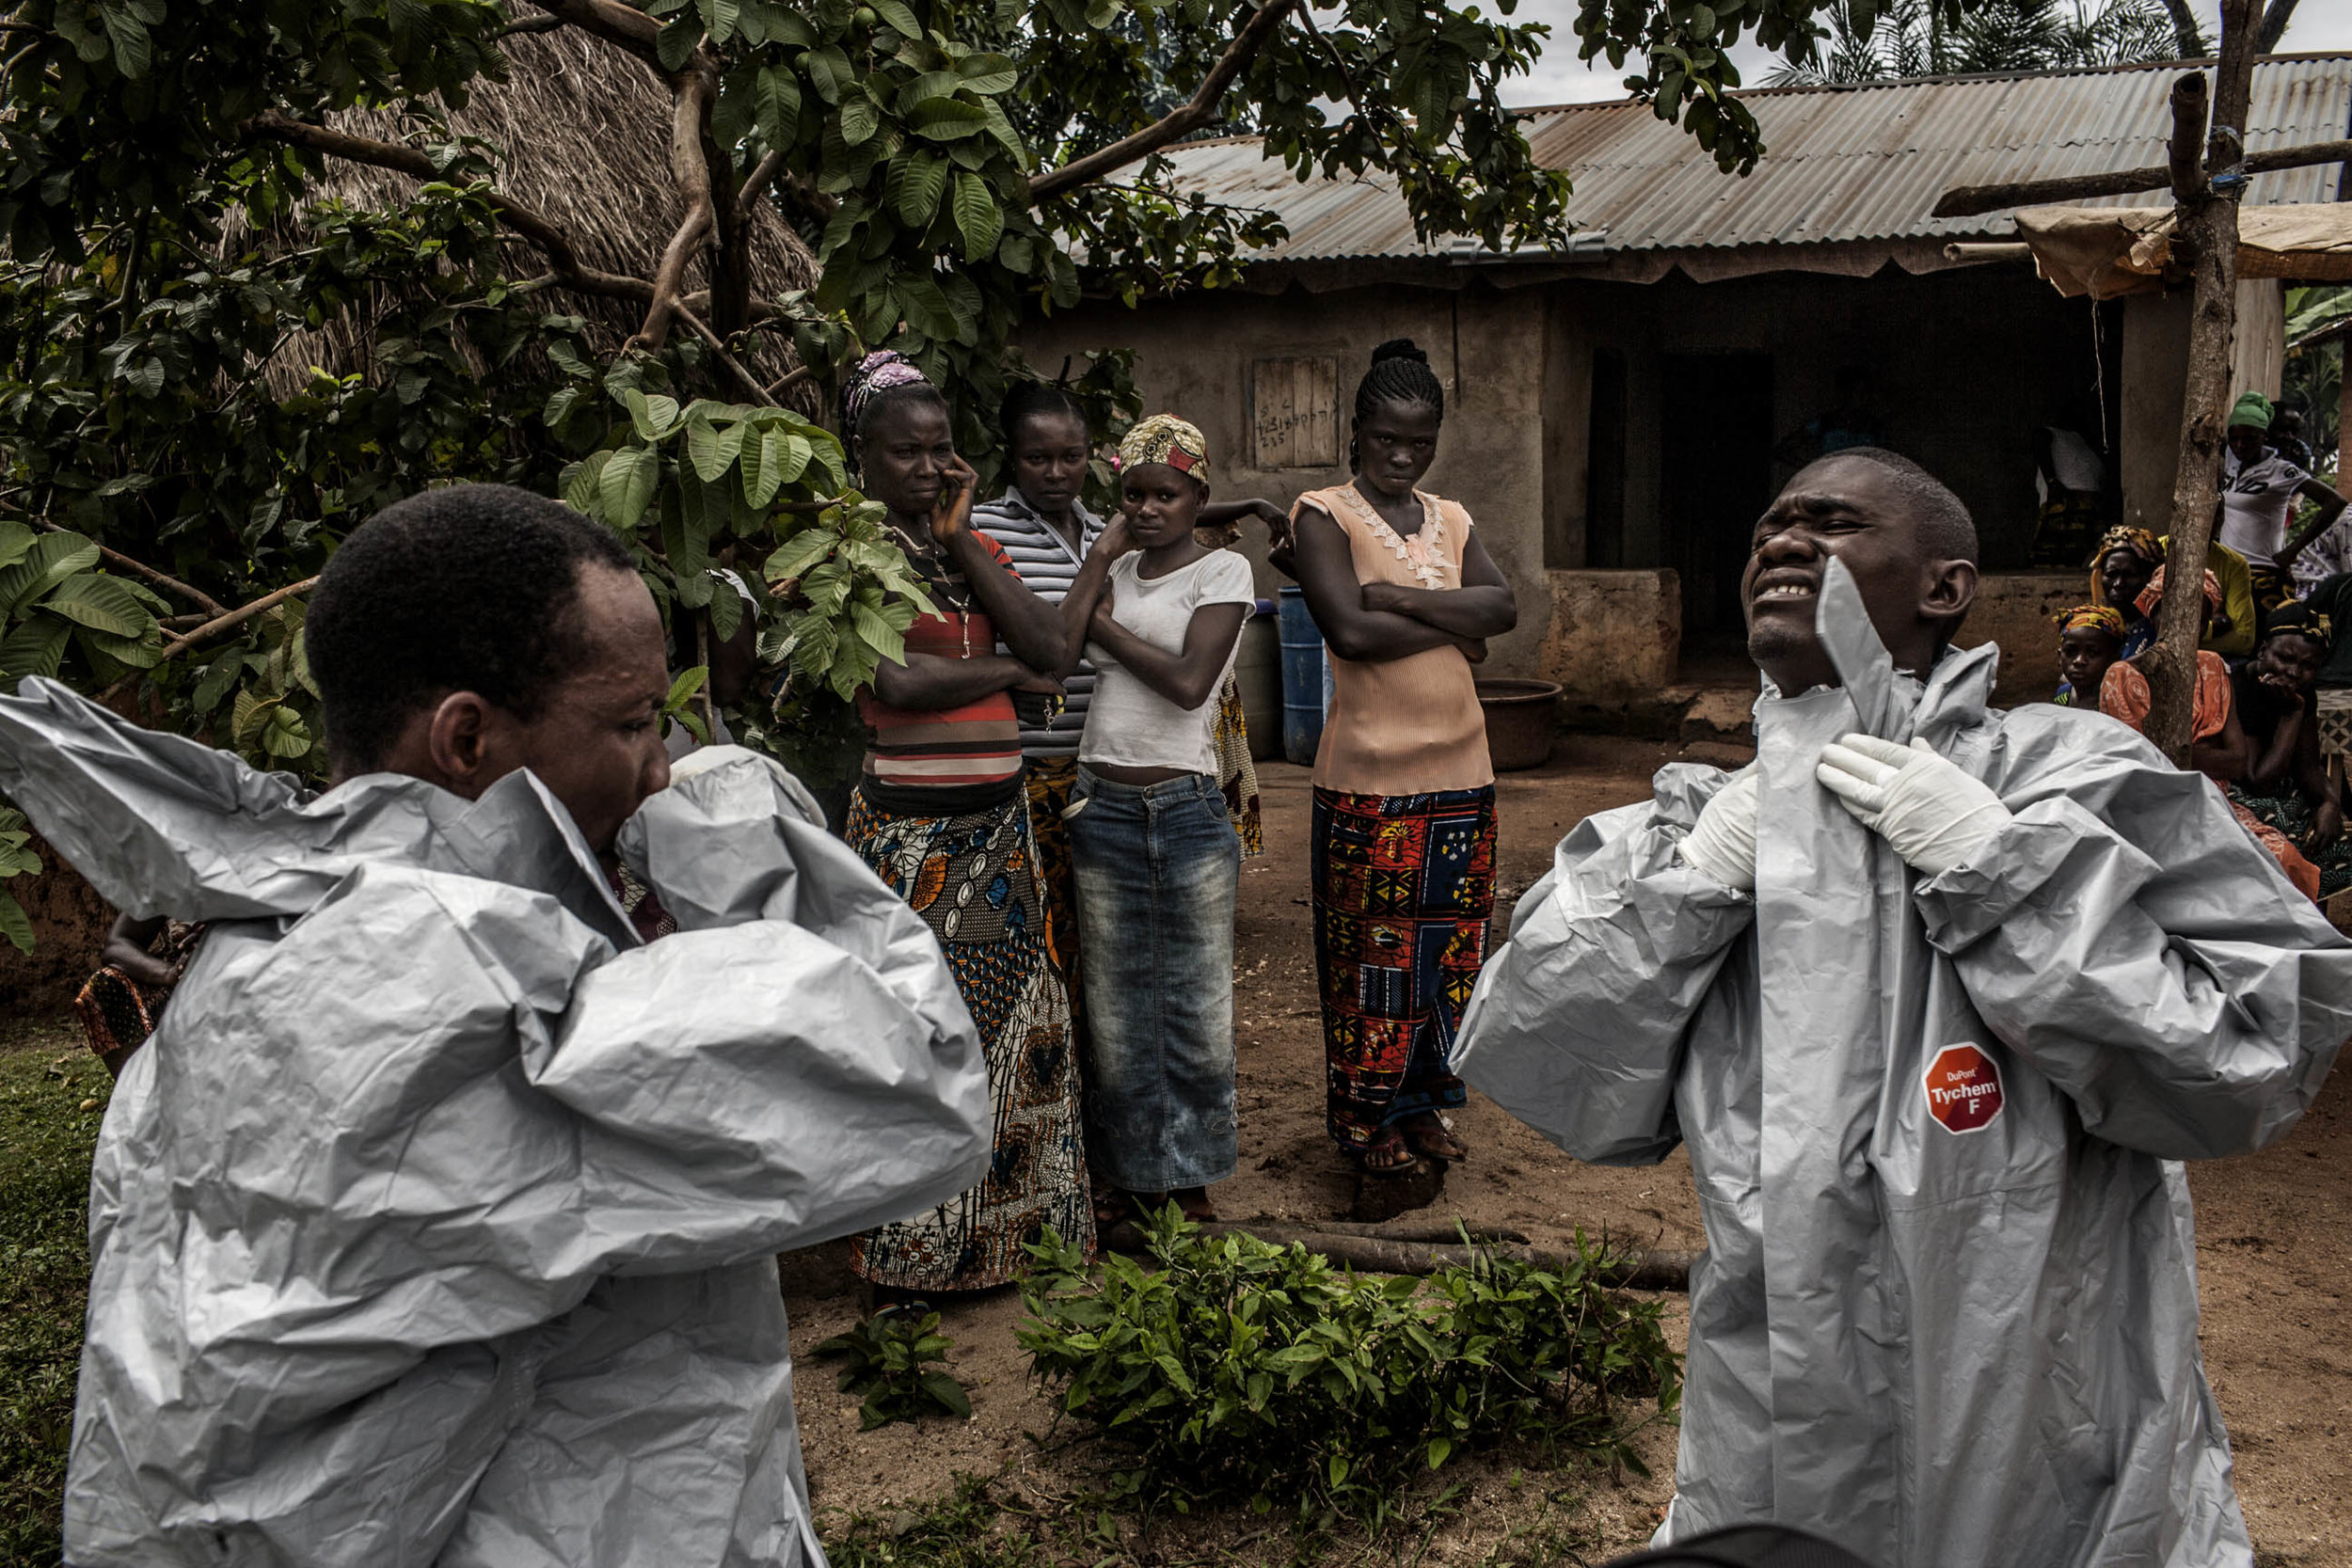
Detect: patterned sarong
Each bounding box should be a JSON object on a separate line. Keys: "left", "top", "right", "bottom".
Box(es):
{"left": 1311, "top": 784, "right": 1496, "bottom": 1150}
{"left": 1213, "top": 676, "right": 1263, "bottom": 859}
{"left": 846, "top": 786, "right": 1093, "bottom": 1291}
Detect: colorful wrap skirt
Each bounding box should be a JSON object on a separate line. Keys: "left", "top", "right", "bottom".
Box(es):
{"left": 1311, "top": 784, "right": 1497, "bottom": 1150}
{"left": 846, "top": 785, "right": 1094, "bottom": 1290}
{"left": 2230, "top": 784, "right": 2352, "bottom": 897}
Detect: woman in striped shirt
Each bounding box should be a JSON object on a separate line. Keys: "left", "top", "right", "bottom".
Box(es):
{"left": 834, "top": 352, "right": 1094, "bottom": 1302}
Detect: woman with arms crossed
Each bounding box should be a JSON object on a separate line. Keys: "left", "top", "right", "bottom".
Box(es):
{"left": 1287, "top": 340, "right": 1517, "bottom": 1179}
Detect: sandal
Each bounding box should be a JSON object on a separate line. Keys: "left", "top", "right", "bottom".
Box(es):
{"left": 1356, "top": 1128, "right": 1418, "bottom": 1174}
{"left": 1401, "top": 1113, "right": 1469, "bottom": 1164}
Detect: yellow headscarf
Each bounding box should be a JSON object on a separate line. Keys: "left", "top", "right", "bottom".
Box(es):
{"left": 2053, "top": 604, "right": 2128, "bottom": 641}
{"left": 1116, "top": 414, "right": 1210, "bottom": 483}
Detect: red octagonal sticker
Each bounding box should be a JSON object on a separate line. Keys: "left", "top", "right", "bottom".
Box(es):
{"left": 1923, "top": 1045, "right": 2004, "bottom": 1135}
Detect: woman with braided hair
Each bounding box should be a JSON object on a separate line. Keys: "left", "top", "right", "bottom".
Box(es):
{"left": 832, "top": 351, "right": 1094, "bottom": 1300}
{"left": 1286, "top": 339, "right": 1517, "bottom": 1179}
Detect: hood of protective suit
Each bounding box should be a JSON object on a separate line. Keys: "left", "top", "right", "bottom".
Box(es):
{"left": 0, "top": 678, "right": 991, "bottom": 1568}
{"left": 1457, "top": 564, "right": 2352, "bottom": 1568}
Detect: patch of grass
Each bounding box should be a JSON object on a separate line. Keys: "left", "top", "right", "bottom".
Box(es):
{"left": 821, "top": 1476, "right": 1053, "bottom": 1568}
{"left": 0, "top": 1023, "right": 104, "bottom": 1563}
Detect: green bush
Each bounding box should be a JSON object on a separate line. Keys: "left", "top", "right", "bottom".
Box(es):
{"left": 815, "top": 1306, "right": 973, "bottom": 1430}
{"left": 1016, "top": 1211, "right": 1681, "bottom": 1522}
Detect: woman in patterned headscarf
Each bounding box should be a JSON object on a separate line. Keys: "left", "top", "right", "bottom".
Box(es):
{"left": 832, "top": 350, "right": 1094, "bottom": 1301}
{"left": 2051, "top": 604, "right": 2125, "bottom": 707}
{"left": 1284, "top": 340, "right": 1518, "bottom": 1180}
{"left": 1045, "top": 413, "right": 1259, "bottom": 1224}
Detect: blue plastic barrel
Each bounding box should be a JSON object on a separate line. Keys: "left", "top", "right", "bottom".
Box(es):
{"left": 1277, "top": 585, "right": 1328, "bottom": 766}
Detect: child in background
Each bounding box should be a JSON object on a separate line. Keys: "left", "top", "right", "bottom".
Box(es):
{"left": 1053, "top": 415, "right": 1256, "bottom": 1223}
{"left": 2051, "top": 604, "right": 2124, "bottom": 706}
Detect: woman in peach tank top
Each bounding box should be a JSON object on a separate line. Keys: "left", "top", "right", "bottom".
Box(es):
{"left": 1284, "top": 340, "right": 1518, "bottom": 1179}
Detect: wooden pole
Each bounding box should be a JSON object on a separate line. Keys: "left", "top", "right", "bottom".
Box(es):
{"left": 2144, "top": 0, "right": 2260, "bottom": 763}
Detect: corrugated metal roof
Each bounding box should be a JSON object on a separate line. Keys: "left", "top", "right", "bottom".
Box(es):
{"left": 1157, "top": 54, "right": 2352, "bottom": 261}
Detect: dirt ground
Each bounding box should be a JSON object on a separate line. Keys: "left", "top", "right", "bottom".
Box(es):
{"left": 787, "top": 740, "right": 2352, "bottom": 1565}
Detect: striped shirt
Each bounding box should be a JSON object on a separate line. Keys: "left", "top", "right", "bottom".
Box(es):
{"left": 856, "top": 531, "right": 1025, "bottom": 812}
{"left": 974, "top": 488, "right": 1104, "bottom": 759}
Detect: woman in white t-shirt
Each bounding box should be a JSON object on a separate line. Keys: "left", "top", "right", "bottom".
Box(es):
{"left": 1051, "top": 414, "right": 1257, "bottom": 1224}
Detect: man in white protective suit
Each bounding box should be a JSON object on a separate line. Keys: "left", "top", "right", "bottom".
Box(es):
{"left": 1454, "top": 448, "right": 2352, "bottom": 1568}
{"left": 0, "top": 484, "right": 993, "bottom": 1567}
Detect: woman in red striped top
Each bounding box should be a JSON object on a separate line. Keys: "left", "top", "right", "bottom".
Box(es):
{"left": 835, "top": 352, "right": 1095, "bottom": 1302}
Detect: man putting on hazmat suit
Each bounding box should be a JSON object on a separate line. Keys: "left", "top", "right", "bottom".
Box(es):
{"left": 0, "top": 484, "right": 992, "bottom": 1566}
{"left": 1455, "top": 449, "right": 2352, "bottom": 1568}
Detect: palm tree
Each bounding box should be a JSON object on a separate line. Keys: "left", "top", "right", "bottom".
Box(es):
{"left": 1766, "top": 0, "right": 2180, "bottom": 85}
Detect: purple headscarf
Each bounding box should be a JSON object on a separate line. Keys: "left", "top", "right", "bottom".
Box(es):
{"left": 841, "top": 349, "right": 935, "bottom": 437}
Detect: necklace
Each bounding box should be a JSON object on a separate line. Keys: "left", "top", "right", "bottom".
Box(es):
{"left": 887, "top": 520, "right": 976, "bottom": 657}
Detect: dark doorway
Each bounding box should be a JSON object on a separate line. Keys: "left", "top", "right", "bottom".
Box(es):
{"left": 1584, "top": 349, "right": 1629, "bottom": 569}
{"left": 1660, "top": 353, "right": 1773, "bottom": 648}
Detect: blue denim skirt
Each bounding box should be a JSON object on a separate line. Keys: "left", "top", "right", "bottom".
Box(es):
{"left": 1067, "top": 767, "right": 1242, "bottom": 1192}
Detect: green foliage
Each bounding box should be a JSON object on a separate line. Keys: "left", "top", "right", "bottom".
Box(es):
{"left": 2287, "top": 285, "right": 2348, "bottom": 474}
{"left": 1765, "top": 0, "right": 2178, "bottom": 84}
{"left": 0, "top": 1032, "right": 111, "bottom": 1562}
{"left": 814, "top": 1306, "right": 974, "bottom": 1430}
{"left": 0, "top": 808, "right": 39, "bottom": 954}
{"left": 1017, "top": 1212, "right": 1681, "bottom": 1523}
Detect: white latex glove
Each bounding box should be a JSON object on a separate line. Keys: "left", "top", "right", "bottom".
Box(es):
{"left": 1677, "top": 768, "right": 1759, "bottom": 892}
{"left": 1816, "top": 734, "right": 2010, "bottom": 877}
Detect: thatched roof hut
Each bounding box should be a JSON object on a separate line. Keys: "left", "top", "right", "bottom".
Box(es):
{"left": 261, "top": 26, "right": 821, "bottom": 402}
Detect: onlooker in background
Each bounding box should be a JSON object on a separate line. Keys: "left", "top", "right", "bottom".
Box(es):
{"left": 2097, "top": 568, "right": 2250, "bottom": 785}
{"left": 833, "top": 351, "right": 1093, "bottom": 1301}
{"left": 2050, "top": 604, "right": 2124, "bottom": 707}
{"left": 1051, "top": 414, "right": 1257, "bottom": 1225}
{"left": 2274, "top": 403, "right": 2318, "bottom": 472}
{"left": 2229, "top": 606, "right": 2351, "bottom": 898}
{"left": 1287, "top": 339, "right": 1517, "bottom": 1179}
{"left": 2089, "top": 522, "right": 2255, "bottom": 659}
{"left": 974, "top": 381, "right": 1108, "bottom": 985}
{"left": 2218, "top": 389, "right": 2347, "bottom": 608}
{"left": 72, "top": 913, "right": 201, "bottom": 1077}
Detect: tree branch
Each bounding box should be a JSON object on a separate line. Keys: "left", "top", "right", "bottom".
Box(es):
{"left": 1027, "top": 0, "right": 1300, "bottom": 202}
{"left": 97, "top": 576, "right": 321, "bottom": 703}
{"left": 34, "top": 522, "right": 227, "bottom": 617}
{"left": 523, "top": 0, "right": 665, "bottom": 73}
{"left": 2256, "top": 0, "right": 2302, "bottom": 52}
{"left": 247, "top": 111, "right": 661, "bottom": 306}
{"left": 630, "top": 68, "right": 718, "bottom": 352}
{"left": 1930, "top": 136, "right": 2352, "bottom": 219}
{"left": 675, "top": 305, "right": 775, "bottom": 405}
{"left": 738, "top": 149, "right": 788, "bottom": 224}
{"left": 763, "top": 364, "right": 817, "bottom": 403}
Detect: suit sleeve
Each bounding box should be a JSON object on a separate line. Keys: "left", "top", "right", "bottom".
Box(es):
{"left": 1454, "top": 765, "right": 1755, "bottom": 1165}
{"left": 1914, "top": 751, "right": 2352, "bottom": 1160}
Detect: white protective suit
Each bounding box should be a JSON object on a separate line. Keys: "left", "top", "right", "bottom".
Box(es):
{"left": 0, "top": 677, "right": 993, "bottom": 1568}
{"left": 1455, "top": 565, "right": 2352, "bottom": 1568}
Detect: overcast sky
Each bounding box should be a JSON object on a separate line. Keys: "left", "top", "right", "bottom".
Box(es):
{"left": 1491, "top": 0, "right": 2352, "bottom": 106}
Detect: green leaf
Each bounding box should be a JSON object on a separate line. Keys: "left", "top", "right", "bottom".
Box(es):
{"left": 40, "top": 573, "right": 151, "bottom": 639}
{"left": 898, "top": 277, "right": 961, "bottom": 342}
{"left": 890, "top": 154, "right": 949, "bottom": 229}
{"left": 0, "top": 892, "right": 31, "bottom": 956}
{"left": 599, "top": 447, "right": 660, "bottom": 531}
{"left": 664, "top": 665, "right": 709, "bottom": 714}
{"left": 695, "top": 0, "right": 739, "bottom": 42}
{"left": 755, "top": 66, "right": 803, "bottom": 148}
{"left": 0, "top": 533, "right": 103, "bottom": 618}
{"left": 764, "top": 429, "right": 812, "bottom": 490}
{"left": 656, "top": 11, "right": 703, "bottom": 71}
{"left": 919, "top": 1369, "right": 972, "bottom": 1418}
{"left": 688, "top": 418, "right": 747, "bottom": 482}
{"left": 954, "top": 52, "right": 1018, "bottom": 95}
{"left": 0, "top": 616, "right": 69, "bottom": 681}
{"left": 765, "top": 527, "right": 836, "bottom": 586}
{"left": 260, "top": 707, "right": 311, "bottom": 759}
{"left": 623, "top": 388, "right": 684, "bottom": 441}
{"left": 867, "top": 0, "right": 921, "bottom": 36}
{"left": 99, "top": 2, "right": 152, "bottom": 77}
{"left": 851, "top": 598, "right": 906, "bottom": 663}
{"left": 1426, "top": 1436, "right": 1453, "bottom": 1469}
{"left": 0, "top": 522, "right": 35, "bottom": 573}
{"left": 192, "top": 650, "right": 245, "bottom": 716}
{"left": 839, "top": 93, "right": 880, "bottom": 146}
{"left": 952, "top": 172, "right": 1003, "bottom": 261}
{"left": 909, "top": 98, "right": 989, "bottom": 141}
